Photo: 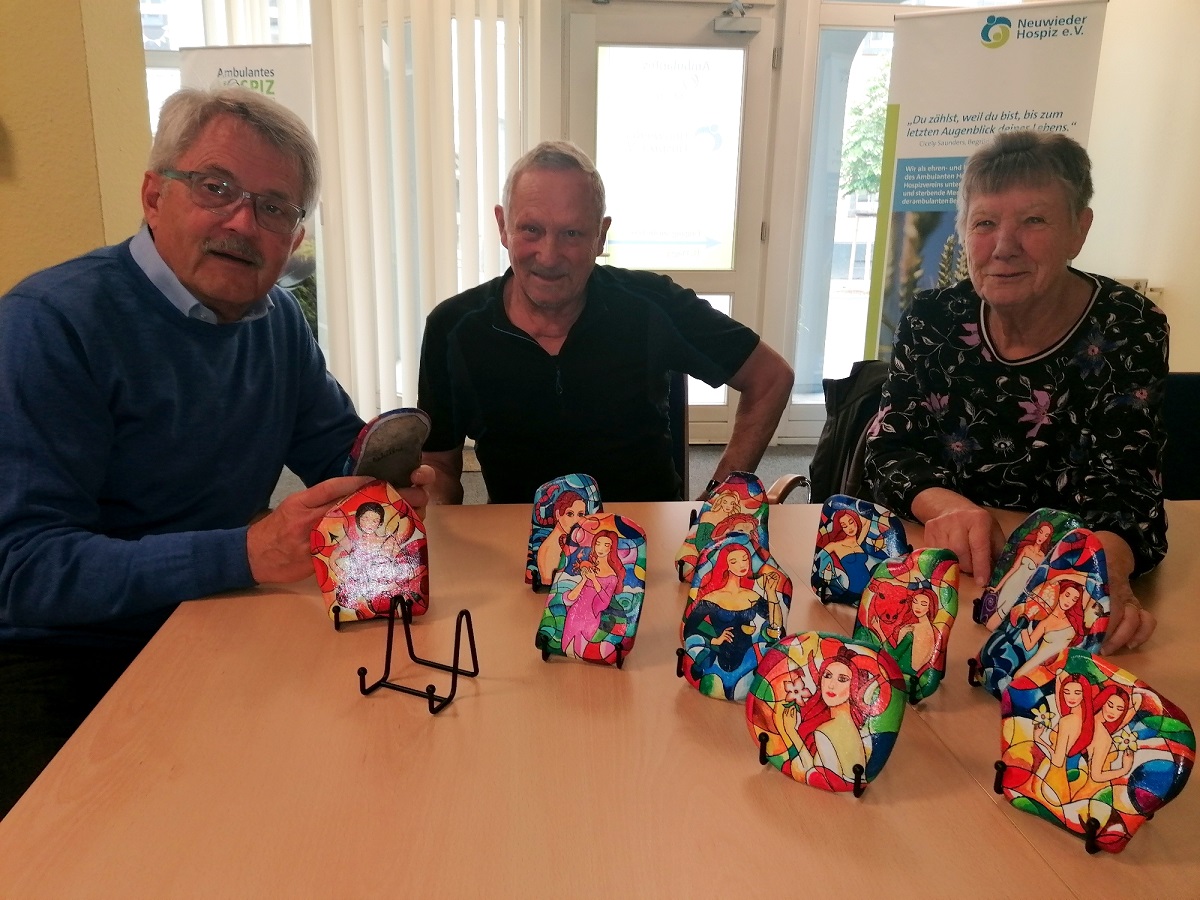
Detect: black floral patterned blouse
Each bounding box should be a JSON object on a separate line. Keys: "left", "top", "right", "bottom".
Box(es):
{"left": 865, "top": 270, "right": 1168, "bottom": 575}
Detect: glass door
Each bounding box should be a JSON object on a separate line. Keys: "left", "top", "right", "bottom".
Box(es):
{"left": 567, "top": 1, "right": 777, "bottom": 442}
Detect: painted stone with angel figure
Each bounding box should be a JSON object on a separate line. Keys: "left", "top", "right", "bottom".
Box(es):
{"left": 746, "top": 632, "right": 907, "bottom": 793}
{"left": 310, "top": 480, "right": 428, "bottom": 623}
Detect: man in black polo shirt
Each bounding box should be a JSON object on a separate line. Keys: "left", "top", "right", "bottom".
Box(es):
{"left": 417, "top": 141, "right": 794, "bottom": 504}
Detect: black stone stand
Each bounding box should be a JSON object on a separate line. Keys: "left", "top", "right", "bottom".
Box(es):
{"left": 993, "top": 760, "right": 1103, "bottom": 855}
{"left": 358, "top": 596, "right": 479, "bottom": 715}
{"left": 757, "top": 732, "right": 867, "bottom": 797}
{"left": 967, "top": 656, "right": 982, "bottom": 686}
{"left": 535, "top": 632, "right": 625, "bottom": 668}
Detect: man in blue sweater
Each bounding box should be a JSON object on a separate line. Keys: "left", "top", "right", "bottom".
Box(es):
{"left": 0, "top": 87, "right": 429, "bottom": 816}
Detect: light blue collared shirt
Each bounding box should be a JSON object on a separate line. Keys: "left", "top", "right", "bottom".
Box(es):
{"left": 129, "top": 224, "right": 273, "bottom": 324}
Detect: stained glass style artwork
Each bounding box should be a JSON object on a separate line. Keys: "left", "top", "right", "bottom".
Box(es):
{"left": 975, "top": 508, "right": 1082, "bottom": 626}
{"left": 680, "top": 533, "right": 793, "bottom": 702}
{"left": 999, "top": 648, "right": 1195, "bottom": 853}
{"left": 973, "top": 528, "right": 1109, "bottom": 699}
{"left": 810, "top": 495, "right": 910, "bottom": 606}
{"left": 852, "top": 548, "right": 959, "bottom": 702}
{"left": 676, "top": 472, "right": 770, "bottom": 585}
{"left": 526, "top": 474, "right": 604, "bottom": 591}
{"left": 746, "top": 632, "right": 907, "bottom": 794}
{"left": 535, "top": 513, "right": 646, "bottom": 666}
{"left": 310, "top": 481, "right": 428, "bottom": 623}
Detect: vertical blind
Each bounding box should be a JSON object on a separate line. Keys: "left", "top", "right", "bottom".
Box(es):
{"left": 309, "top": 0, "right": 527, "bottom": 418}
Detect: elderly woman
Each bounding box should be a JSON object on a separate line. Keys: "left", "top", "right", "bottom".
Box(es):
{"left": 865, "top": 131, "right": 1166, "bottom": 652}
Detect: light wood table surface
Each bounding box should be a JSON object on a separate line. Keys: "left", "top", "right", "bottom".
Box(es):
{"left": 1, "top": 501, "right": 1196, "bottom": 899}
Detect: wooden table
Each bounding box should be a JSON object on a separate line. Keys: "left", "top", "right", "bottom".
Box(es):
{"left": 1, "top": 502, "right": 1197, "bottom": 898}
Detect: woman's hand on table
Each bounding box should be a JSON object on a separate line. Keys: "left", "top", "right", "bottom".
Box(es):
{"left": 1096, "top": 531, "right": 1156, "bottom": 652}
{"left": 912, "top": 488, "right": 1006, "bottom": 578}
{"left": 1104, "top": 578, "right": 1156, "bottom": 653}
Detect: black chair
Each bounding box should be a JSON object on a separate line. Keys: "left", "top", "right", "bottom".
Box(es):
{"left": 668, "top": 370, "right": 808, "bottom": 504}
{"left": 669, "top": 370, "right": 690, "bottom": 495}
{"left": 805, "top": 359, "right": 890, "bottom": 504}
{"left": 1162, "top": 372, "right": 1200, "bottom": 500}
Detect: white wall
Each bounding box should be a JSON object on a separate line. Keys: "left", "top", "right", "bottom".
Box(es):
{"left": 1078, "top": 0, "right": 1200, "bottom": 370}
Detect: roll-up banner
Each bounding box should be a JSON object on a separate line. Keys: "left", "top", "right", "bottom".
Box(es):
{"left": 179, "top": 44, "right": 314, "bottom": 131}
{"left": 867, "top": 0, "right": 1107, "bottom": 359}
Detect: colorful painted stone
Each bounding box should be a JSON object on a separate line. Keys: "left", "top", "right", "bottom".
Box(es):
{"left": 746, "top": 632, "right": 907, "bottom": 794}
{"left": 852, "top": 548, "right": 959, "bottom": 702}
{"left": 999, "top": 648, "right": 1195, "bottom": 854}
{"left": 810, "top": 494, "right": 910, "bottom": 606}
{"left": 310, "top": 481, "right": 428, "bottom": 623}
{"left": 973, "top": 528, "right": 1110, "bottom": 699}
{"left": 676, "top": 471, "right": 770, "bottom": 584}
{"left": 535, "top": 513, "right": 646, "bottom": 666}
{"left": 680, "top": 533, "right": 792, "bottom": 702}
{"left": 526, "top": 474, "right": 604, "bottom": 591}
{"left": 975, "top": 508, "right": 1082, "bottom": 626}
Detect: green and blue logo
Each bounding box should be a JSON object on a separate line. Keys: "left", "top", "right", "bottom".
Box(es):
{"left": 981, "top": 15, "right": 1012, "bottom": 49}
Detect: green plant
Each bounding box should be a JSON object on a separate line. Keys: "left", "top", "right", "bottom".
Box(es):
{"left": 288, "top": 275, "right": 319, "bottom": 336}
{"left": 840, "top": 60, "right": 890, "bottom": 199}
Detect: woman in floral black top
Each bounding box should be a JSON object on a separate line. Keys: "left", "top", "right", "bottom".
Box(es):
{"left": 865, "top": 131, "right": 1166, "bottom": 652}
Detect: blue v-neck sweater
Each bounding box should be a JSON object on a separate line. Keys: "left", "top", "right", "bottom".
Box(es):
{"left": 0, "top": 240, "right": 363, "bottom": 646}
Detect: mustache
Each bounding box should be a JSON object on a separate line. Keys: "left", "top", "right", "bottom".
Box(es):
{"left": 203, "top": 236, "right": 264, "bottom": 266}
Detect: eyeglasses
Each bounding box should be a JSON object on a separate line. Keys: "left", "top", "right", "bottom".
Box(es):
{"left": 159, "top": 169, "right": 306, "bottom": 234}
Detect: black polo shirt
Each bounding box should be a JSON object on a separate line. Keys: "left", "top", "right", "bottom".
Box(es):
{"left": 418, "top": 265, "right": 759, "bottom": 503}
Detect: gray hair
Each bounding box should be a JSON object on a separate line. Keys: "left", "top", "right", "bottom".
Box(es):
{"left": 149, "top": 86, "right": 321, "bottom": 213}
{"left": 502, "top": 140, "right": 606, "bottom": 221}
{"left": 956, "top": 130, "right": 1092, "bottom": 237}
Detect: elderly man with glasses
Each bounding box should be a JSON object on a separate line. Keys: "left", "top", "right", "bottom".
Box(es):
{"left": 0, "top": 87, "right": 429, "bottom": 817}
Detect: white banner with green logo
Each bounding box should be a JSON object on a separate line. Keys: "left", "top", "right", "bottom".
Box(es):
{"left": 179, "top": 44, "right": 314, "bottom": 133}
{"left": 179, "top": 44, "right": 318, "bottom": 325}
{"left": 867, "top": 0, "right": 1107, "bottom": 359}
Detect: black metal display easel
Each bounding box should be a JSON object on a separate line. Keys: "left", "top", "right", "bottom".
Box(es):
{"left": 992, "top": 760, "right": 1105, "bottom": 854}
{"left": 756, "top": 732, "right": 868, "bottom": 797}
{"left": 358, "top": 595, "right": 479, "bottom": 715}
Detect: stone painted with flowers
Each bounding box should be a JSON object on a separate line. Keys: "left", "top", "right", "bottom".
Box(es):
{"left": 746, "top": 632, "right": 906, "bottom": 793}
{"left": 999, "top": 648, "right": 1194, "bottom": 853}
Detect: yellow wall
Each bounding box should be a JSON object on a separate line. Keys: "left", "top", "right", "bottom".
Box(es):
{"left": 0, "top": 0, "right": 148, "bottom": 293}
{"left": 1071, "top": 0, "right": 1200, "bottom": 370}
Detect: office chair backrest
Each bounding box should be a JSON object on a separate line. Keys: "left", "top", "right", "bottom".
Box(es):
{"left": 1162, "top": 372, "right": 1200, "bottom": 500}
{"left": 808, "top": 359, "right": 890, "bottom": 504}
